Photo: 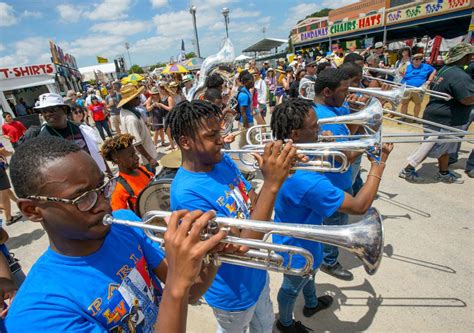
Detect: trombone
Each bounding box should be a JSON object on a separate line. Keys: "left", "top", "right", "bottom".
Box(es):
{"left": 103, "top": 208, "right": 384, "bottom": 276}
{"left": 223, "top": 146, "right": 350, "bottom": 173}
{"left": 364, "top": 67, "right": 453, "bottom": 101}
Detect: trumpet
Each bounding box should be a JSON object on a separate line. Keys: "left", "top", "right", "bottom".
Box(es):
{"left": 223, "top": 146, "right": 350, "bottom": 172}
{"left": 103, "top": 208, "right": 384, "bottom": 276}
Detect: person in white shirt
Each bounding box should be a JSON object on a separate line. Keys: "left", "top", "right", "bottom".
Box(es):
{"left": 117, "top": 85, "right": 158, "bottom": 173}
{"left": 253, "top": 70, "right": 268, "bottom": 118}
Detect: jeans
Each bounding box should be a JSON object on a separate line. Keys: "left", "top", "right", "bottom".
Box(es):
{"left": 466, "top": 149, "right": 474, "bottom": 172}
{"left": 95, "top": 119, "right": 112, "bottom": 141}
{"left": 212, "top": 276, "right": 274, "bottom": 333}
{"left": 277, "top": 272, "right": 318, "bottom": 327}
{"left": 449, "top": 109, "right": 473, "bottom": 164}
{"left": 322, "top": 188, "right": 352, "bottom": 267}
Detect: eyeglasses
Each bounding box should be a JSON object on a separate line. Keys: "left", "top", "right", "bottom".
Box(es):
{"left": 27, "top": 177, "right": 117, "bottom": 212}
{"left": 40, "top": 106, "right": 65, "bottom": 114}
{"left": 413, "top": 58, "right": 422, "bottom": 61}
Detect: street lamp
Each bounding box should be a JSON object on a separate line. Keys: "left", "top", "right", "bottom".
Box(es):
{"left": 222, "top": 7, "right": 230, "bottom": 38}
{"left": 189, "top": 5, "right": 201, "bottom": 58}
{"left": 125, "top": 42, "right": 133, "bottom": 73}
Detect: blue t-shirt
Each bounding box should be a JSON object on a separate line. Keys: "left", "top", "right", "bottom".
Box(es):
{"left": 314, "top": 104, "right": 353, "bottom": 191}
{"left": 237, "top": 87, "right": 254, "bottom": 124}
{"left": 402, "top": 63, "right": 435, "bottom": 87}
{"left": 6, "top": 211, "right": 165, "bottom": 333}
{"left": 170, "top": 154, "right": 266, "bottom": 311}
{"left": 273, "top": 171, "right": 345, "bottom": 269}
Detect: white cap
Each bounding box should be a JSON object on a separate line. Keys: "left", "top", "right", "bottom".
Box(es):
{"left": 34, "top": 93, "right": 69, "bottom": 110}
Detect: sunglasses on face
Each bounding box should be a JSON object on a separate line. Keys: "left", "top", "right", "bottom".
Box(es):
{"left": 413, "top": 58, "right": 422, "bottom": 60}
{"left": 27, "top": 177, "right": 117, "bottom": 212}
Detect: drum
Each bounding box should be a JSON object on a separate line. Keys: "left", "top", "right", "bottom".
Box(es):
{"left": 135, "top": 167, "right": 177, "bottom": 217}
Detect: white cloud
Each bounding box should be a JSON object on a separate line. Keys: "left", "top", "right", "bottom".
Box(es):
{"left": 89, "top": 0, "right": 132, "bottom": 20}
{"left": 0, "top": 2, "right": 18, "bottom": 26}
{"left": 231, "top": 8, "right": 260, "bottom": 19}
{"left": 0, "top": 37, "right": 50, "bottom": 67}
{"left": 21, "top": 10, "right": 43, "bottom": 18}
{"left": 57, "top": 4, "right": 83, "bottom": 23}
{"left": 0, "top": 43, "right": 5, "bottom": 52}
{"left": 68, "top": 35, "right": 127, "bottom": 58}
{"left": 91, "top": 20, "right": 148, "bottom": 36}
{"left": 150, "top": 0, "right": 168, "bottom": 8}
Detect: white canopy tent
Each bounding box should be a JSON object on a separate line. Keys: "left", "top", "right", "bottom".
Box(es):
{"left": 79, "top": 63, "right": 117, "bottom": 82}
{"left": 235, "top": 54, "right": 252, "bottom": 62}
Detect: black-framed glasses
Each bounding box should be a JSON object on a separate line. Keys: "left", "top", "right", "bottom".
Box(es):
{"left": 27, "top": 177, "right": 117, "bottom": 212}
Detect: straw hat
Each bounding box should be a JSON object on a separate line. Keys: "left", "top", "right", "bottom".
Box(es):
{"left": 150, "top": 86, "right": 160, "bottom": 95}
{"left": 117, "top": 84, "right": 145, "bottom": 108}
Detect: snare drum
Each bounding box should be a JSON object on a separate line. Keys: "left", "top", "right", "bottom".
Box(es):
{"left": 135, "top": 167, "right": 178, "bottom": 217}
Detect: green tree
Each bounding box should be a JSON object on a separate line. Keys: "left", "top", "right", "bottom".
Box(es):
{"left": 129, "top": 64, "right": 144, "bottom": 74}
{"left": 185, "top": 52, "right": 197, "bottom": 59}
{"left": 297, "top": 8, "right": 331, "bottom": 24}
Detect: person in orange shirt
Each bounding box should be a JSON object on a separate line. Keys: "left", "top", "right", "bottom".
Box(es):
{"left": 100, "top": 134, "right": 153, "bottom": 211}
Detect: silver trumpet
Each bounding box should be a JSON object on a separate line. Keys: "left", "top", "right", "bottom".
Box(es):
{"left": 102, "top": 208, "right": 384, "bottom": 276}
{"left": 224, "top": 146, "right": 350, "bottom": 172}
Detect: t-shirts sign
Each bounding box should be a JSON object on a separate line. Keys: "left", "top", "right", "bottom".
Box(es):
{"left": 0, "top": 63, "right": 55, "bottom": 80}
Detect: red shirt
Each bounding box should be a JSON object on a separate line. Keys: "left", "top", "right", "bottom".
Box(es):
{"left": 88, "top": 102, "right": 106, "bottom": 121}
{"left": 2, "top": 121, "right": 27, "bottom": 143}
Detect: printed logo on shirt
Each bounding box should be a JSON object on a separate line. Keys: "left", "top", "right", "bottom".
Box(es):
{"left": 219, "top": 178, "right": 251, "bottom": 219}
{"left": 86, "top": 247, "right": 163, "bottom": 332}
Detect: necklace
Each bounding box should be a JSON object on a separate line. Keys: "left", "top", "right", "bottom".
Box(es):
{"left": 47, "top": 121, "right": 75, "bottom": 140}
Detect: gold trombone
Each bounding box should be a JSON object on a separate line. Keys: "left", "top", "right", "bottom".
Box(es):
{"left": 103, "top": 208, "right": 384, "bottom": 276}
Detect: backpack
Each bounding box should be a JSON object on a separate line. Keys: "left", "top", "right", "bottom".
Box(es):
{"left": 116, "top": 167, "right": 153, "bottom": 211}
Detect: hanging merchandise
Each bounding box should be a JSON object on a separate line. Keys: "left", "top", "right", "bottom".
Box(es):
{"left": 364, "top": 37, "right": 374, "bottom": 49}
{"left": 346, "top": 40, "right": 357, "bottom": 51}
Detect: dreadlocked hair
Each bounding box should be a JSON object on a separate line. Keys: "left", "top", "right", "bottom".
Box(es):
{"left": 165, "top": 100, "right": 221, "bottom": 145}
{"left": 314, "top": 68, "right": 350, "bottom": 94}
{"left": 270, "top": 98, "right": 315, "bottom": 140}
{"left": 100, "top": 133, "right": 135, "bottom": 162}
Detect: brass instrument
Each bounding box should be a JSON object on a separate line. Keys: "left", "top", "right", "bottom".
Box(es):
{"left": 223, "top": 147, "right": 350, "bottom": 172}
{"left": 103, "top": 207, "right": 384, "bottom": 276}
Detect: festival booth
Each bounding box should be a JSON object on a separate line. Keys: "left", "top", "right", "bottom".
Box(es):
{"left": 242, "top": 38, "right": 287, "bottom": 65}
{"left": 49, "top": 41, "right": 82, "bottom": 95}
{"left": 79, "top": 63, "right": 118, "bottom": 82}
{"left": 0, "top": 63, "right": 57, "bottom": 126}
{"left": 291, "top": 17, "right": 330, "bottom": 57}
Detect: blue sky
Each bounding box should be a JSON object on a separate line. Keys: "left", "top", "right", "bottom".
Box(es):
{"left": 0, "top": 0, "right": 356, "bottom": 69}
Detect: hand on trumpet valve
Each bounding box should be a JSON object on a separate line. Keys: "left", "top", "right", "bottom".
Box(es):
{"left": 252, "top": 140, "right": 298, "bottom": 191}
{"left": 380, "top": 83, "right": 392, "bottom": 91}
{"left": 163, "top": 209, "right": 227, "bottom": 290}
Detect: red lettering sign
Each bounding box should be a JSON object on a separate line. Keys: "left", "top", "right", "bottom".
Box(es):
{"left": 0, "top": 63, "right": 56, "bottom": 80}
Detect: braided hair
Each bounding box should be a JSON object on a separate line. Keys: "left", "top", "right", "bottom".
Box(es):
{"left": 166, "top": 100, "right": 221, "bottom": 145}
{"left": 100, "top": 133, "right": 135, "bottom": 162}
{"left": 314, "top": 68, "right": 350, "bottom": 94}
{"left": 270, "top": 98, "right": 315, "bottom": 140}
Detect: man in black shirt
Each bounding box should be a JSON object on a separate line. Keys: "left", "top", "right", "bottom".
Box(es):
{"left": 399, "top": 43, "right": 474, "bottom": 184}
{"left": 28, "top": 93, "right": 109, "bottom": 174}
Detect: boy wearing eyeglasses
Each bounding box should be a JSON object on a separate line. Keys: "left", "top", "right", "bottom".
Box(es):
{"left": 5, "top": 136, "right": 226, "bottom": 332}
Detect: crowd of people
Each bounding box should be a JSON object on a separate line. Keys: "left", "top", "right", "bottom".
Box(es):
{"left": 0, "top": 41, "right": 472, "bottom": 333}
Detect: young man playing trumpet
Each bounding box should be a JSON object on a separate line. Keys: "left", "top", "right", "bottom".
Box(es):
{"left": 312, "top": 68, "right": 361, "bottom": 280}
{"left": 271, "top": 98, "right": 392, "bottom": 332}
{"left": 5, "top": 136, "right": 227, "bottom": 332}
{"left": 167, "top": 100, "right": 297, "bottom": 333}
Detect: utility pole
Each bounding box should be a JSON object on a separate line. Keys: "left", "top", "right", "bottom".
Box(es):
{"left": 189, "top": 6, "right": 201, "bottom": 58}
{"left": 222, "top": 7, "right": 230, "bottom": 38}
{"left": 125, "top": 42, "right": 133, "bottom": 73}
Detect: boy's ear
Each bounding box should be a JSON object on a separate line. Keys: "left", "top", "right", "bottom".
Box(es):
{"left": 17, "top": 199, "right": 44, "bottom": 223}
